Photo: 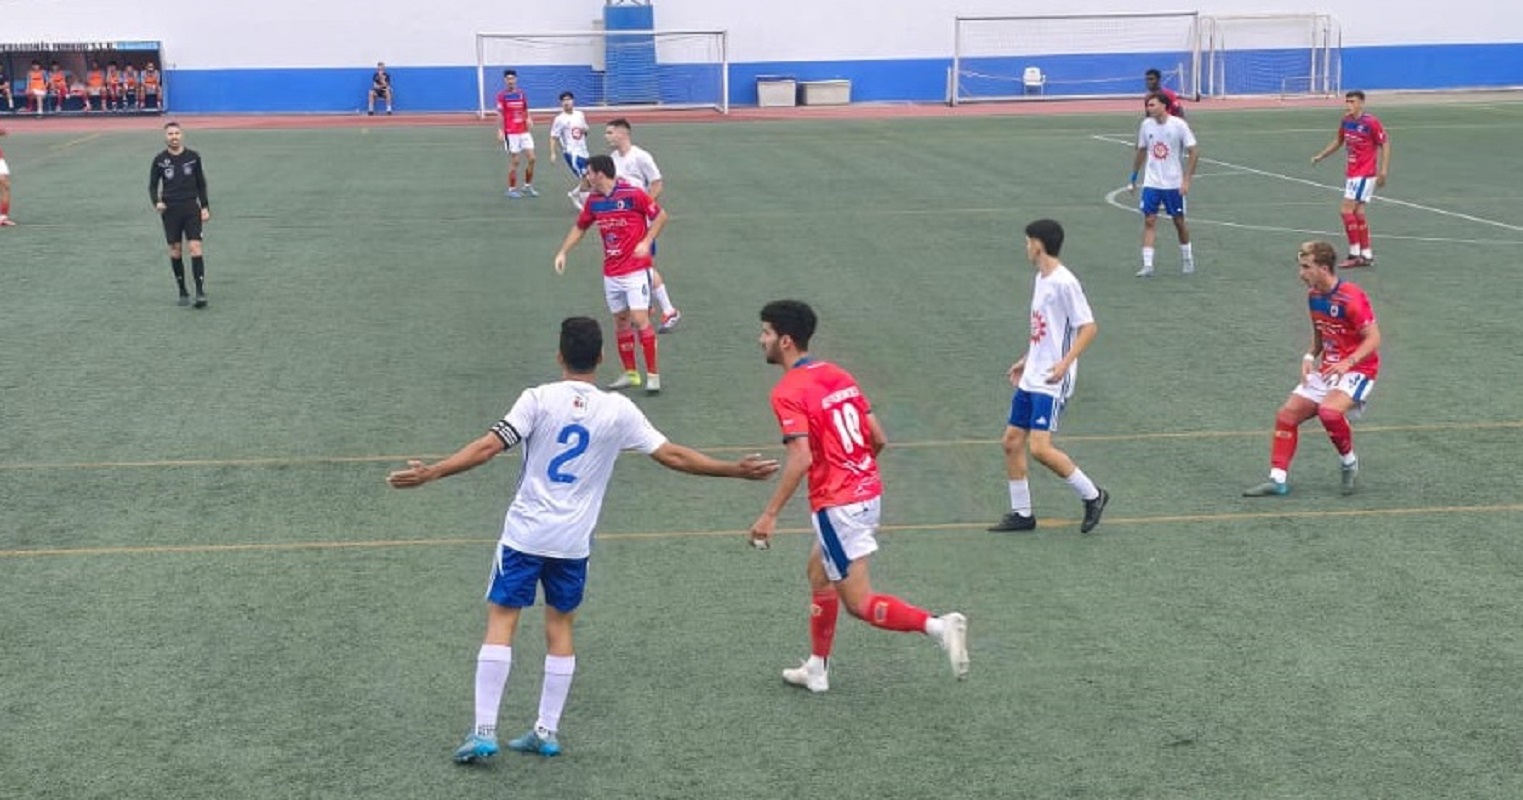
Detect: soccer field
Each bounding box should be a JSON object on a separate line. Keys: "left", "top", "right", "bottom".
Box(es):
{"left": 3, "top": 100, "right": 1523, "bottom": 799}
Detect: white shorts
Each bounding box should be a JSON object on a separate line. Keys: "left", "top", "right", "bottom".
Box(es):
{"left": 812, "top": 497, "right": 882, "bottom": 582}
{"left": 504, "top": 133, "right": 535, "bottom": 154}
{"left": 0, "top": 159, "right": 9, "bottom": 177}
{"left": 1292, "top": 370, "right": 1376, "bottom": 411}
{"left": 1344, "top": 177, "right": 1376, "bottom": 203}
{"left": 603, "top": 271, "right": 651, "bottom": 314}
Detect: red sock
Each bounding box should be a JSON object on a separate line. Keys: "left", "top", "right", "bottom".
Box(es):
{"left": 809, "top": 590, "right": 839, "bottom": 659}
{"left": 858, "top": 593, "right": 932, "bottom": 634}
{"left": 638, "top": 326, "right": 658, "bottom": 373}
{"left": 1270, "top": 407, "right": 1307, "bottom": 472}
{"left": 525, "top": 163, "right": 535, "bottom": 184}
{"left": 1318, "top": 405, "right": 1353, "bottom": 456}
{"left": 616, "top": 329, "right": 637, "bottom": 372}
{"left": 1340, "top": 212, "right": 1361, "bottom": 252}
{"left": 508, "top": 172, "right": 517, "bottom": 189}
{"left": 1355, "top": 215, "right": 1371, "bottom": 251}
{"left": 1, "top": 198, "right": 8, "bottom": 216}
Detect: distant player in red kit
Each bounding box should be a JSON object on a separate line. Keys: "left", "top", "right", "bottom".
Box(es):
{"left": 1312, "top": 90, "right": 1390, "bottom": 267}
{"left": 553, "top": 154, "right": 667, "bottom": 393}
{"left": 1144, "top": 68, "right": 1186, "bottom": 117}
{"left": 495, "top": 69, "right": 537, "bottom": 198}
{"left": 1244, "top": 241, "right": 1382, "bottom": 497}
{"left": 748, "top": 299, "right": 969, "bottom": 694}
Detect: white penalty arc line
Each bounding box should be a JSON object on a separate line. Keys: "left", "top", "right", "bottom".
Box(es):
{"left": 1090, "top": 133, "right": 1523, "bottom": 235}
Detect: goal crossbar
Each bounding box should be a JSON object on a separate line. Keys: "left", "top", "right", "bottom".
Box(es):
{"left": 474, "top": 29, "right": 729, "bottom": 117}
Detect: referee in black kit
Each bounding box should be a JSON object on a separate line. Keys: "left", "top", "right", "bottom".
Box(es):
{"left": 149, "top": 121, "right": 211, "bottom": 307}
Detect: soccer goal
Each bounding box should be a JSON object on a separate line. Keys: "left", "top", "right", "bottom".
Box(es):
{"left": 474, "top": 29, "right": 729, "bottom": 117}
{"left": 949, "top": 12, "right": 1202, "bottom": 105}
{"left": 1202, "top": 14, "right": 1341, "bottom": 97}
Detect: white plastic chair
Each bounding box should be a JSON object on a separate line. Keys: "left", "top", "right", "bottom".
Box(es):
{"left": 1022, "top": 66, "right": 1046, "bottom": 95}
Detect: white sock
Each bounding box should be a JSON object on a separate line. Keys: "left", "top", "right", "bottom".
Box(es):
{"left": 1065, "top": 468, "right": 1099, "bottom": 501}
{"left": 1270, "top": 468, "right": 1288, "bottom": 484}
{"left": 536, "top": 654, "right": 576, "bottom": 735}
{"left": 1362, "top": 248, "right": 1374, "bottom": 259}
{"left": 652, "top": 284, "right": 674, "bottom": 316}
{"left": 806, "top": 654, "right": 828, "bottom": 671}
{"left": 1340, "top": 452, "right": 1358, "bottom": 467}
{"left": 1142, "top": 247, "right": 1155, "bottom": 268}
{"left": 1007, "top": 479, "right": 1032, "bottom": 515}
{"left": 474, "top": 644, "right": 512, "bottom": 737}
{"left": 923, "top": 616, "right": 947, "bottom": 638}
{"left": 1180, "top": 242, "right": 1193, "bottom": 262}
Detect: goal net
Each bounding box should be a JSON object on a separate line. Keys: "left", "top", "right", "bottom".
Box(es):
{"left": 474, "top": 29, "right": 728, "bottom": 117}
{"left": 950, "top": 12, "right": 1201, "bottom": 104}
{"left": 1202, "top": 14, "right": 1341, "bottom": 97}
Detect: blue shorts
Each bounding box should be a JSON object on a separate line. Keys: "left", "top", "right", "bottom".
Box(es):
{"left": 563, "top": 153, "right": 589, "bottom": 178}
{"left": 485, "top": 544, "right": 589, "bottom": 613}
{"left": 1139, "top": 187, "right": 1186, "bottom": 218}
{"left": 1007, "top": 389, "right": 1063, "bottom": 432}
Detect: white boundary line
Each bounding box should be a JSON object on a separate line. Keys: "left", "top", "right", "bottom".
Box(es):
{"left": 1093, "top": 134, "right": 1523, "bottom": 244}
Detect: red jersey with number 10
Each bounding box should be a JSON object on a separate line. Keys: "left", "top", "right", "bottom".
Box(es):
{"left": 770, "top": 358, "right": 883, "bottom": 512}
{"left": 575, "top": 179, "right": 662, "bottom": 277}
{"left": 1309, "top": 279, "right": 1379, "bottom": 378}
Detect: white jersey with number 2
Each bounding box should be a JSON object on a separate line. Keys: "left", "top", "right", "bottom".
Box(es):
{"left": 490, "top": 380, "right": 667, "bottom": 559}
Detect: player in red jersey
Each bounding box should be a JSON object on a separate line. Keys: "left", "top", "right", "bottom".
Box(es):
{"left": 554, "top": 154, "right": 667, "bottom": 392}
{"left": 1312, "top": 90, "right": 1391, "bottom": 268}
{"left": 495, "top": 69, "right": 537, "bottom": 198}
{"left": 1144, "top": 68, "right": 1186, "bottom": 117}
{"left": 1244, "top": 241, "right": 1382, "bottom": 497}
{"left": 0, "top": 127, "right": 14, "bottom": 226}
{"left": 748, "top": 299, "right": 969, "bottom": 693}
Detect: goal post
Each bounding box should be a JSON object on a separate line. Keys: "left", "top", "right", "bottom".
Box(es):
{"left": 474, "top": 29, "right": 729, "bottom": 117}
{"left": 1202, "top": 14, "right": 1341, "bottom": 98}
{"left": 950, "top": 12, "right": 1202, "bottom": 105}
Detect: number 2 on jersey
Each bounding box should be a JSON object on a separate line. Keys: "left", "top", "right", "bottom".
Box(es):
{"left": 547, "top": 424, "right": 590, "bottom": 483}
{"left": 831, "top": 405, "right": 866, "bottom": 453}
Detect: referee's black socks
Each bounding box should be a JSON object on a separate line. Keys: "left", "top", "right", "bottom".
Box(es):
{"left": 171, "top": 257, "right": 187, "bottom": 295}
{"left": 191, "top": 257, "right": 205, "bottom": 293}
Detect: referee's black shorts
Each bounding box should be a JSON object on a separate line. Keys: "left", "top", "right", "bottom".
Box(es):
{"left": 161, "top": 201, "right": 204, "bottom": 244}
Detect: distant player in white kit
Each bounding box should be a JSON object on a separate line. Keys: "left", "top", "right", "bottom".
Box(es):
{"left": 548, "top": 90, "right": 591, "bottom": 210}
{"left": 606, "top": 118, "right": 682, "bottom": 332}
{"left": 387, "top": 317, "right": 778, "bottom": 765}
{"left": 1129, "top": 92, "right": 1199, "bottom": 276}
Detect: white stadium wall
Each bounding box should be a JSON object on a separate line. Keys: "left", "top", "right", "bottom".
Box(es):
{"left": 2, "top": 0, "right": 1519, "bottom": 111}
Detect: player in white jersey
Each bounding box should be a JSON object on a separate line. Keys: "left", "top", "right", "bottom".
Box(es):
{"left": 387, "top": 317, "right": 778, "bottom": 765}
{"left": 548, "top": 91, "right": 591, "bottom": 210}
{"left": 988, "top": 219, "right": 1109, "bottom": 534}
{"left": 1128, "top": 92, "right": 1199, "bottom": 277}
{"left": 605, "top": 118, "right": 682, "bottom": 333}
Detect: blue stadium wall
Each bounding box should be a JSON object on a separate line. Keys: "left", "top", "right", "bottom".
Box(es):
{"left": 158, "top": 42, "right": 1523, "bottom": 113}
